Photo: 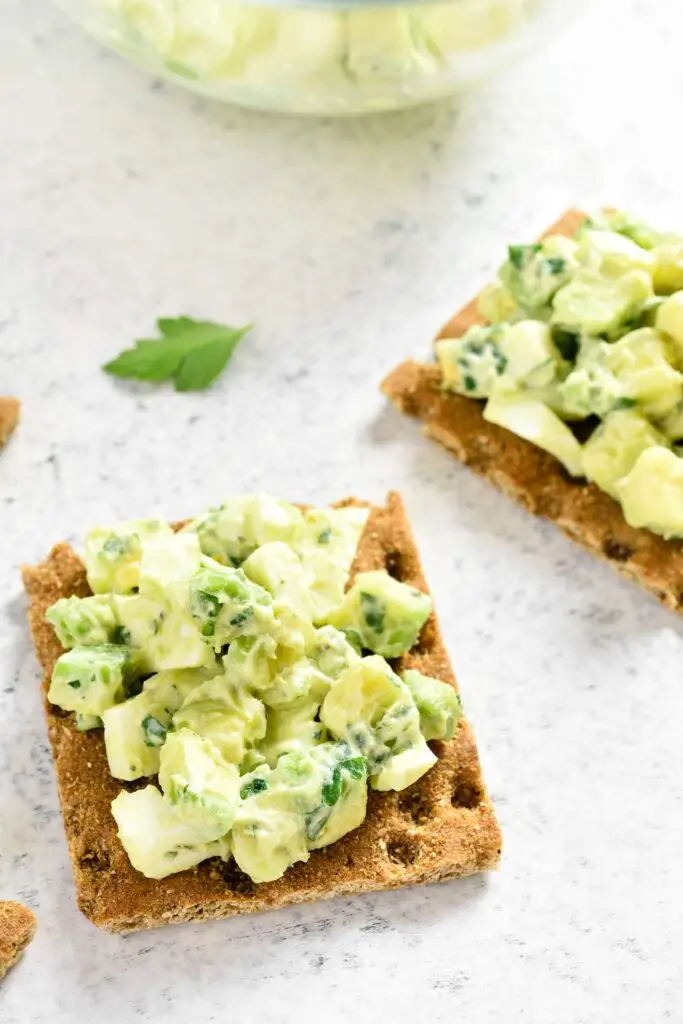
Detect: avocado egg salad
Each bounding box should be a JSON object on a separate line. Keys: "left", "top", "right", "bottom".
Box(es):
{"left": 98, "top": 0, "right": 533, "bottom": 108}
{"left": 435, "top": 210, "right": 683, "bottom": 539}
{"left": 44, "top": 495, "right": 461, "bottom": 884}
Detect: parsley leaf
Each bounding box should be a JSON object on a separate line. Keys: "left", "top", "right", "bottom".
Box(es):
{"left": 103, "top": 317, "right": 253, "bottom": 392}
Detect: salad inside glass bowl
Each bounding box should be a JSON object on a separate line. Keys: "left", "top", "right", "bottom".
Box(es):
{"left": 57, "top": 0, "right": 583, "bottom": 114}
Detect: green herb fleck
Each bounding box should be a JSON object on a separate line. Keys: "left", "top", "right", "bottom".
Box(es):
{"left": 613, "top": 397, "right": 638, "bottom": 411}
{"left": 240, "top": 777, "right": 269, "bottom": 800}
{"left": 463, "top": 375, "right": 477, "bottom": 392}
{"left": 165, "top": 59, "right": 199, "bottom": 80}
{"left": 230, "top": 608, "right": 253, "bottom": 628}
{"left": 195, "top": 590, "right": 220, "bottom": 625}
{"left": 321, "top": 757, "right": 366, "bottom": 806}
{"left": 340, "top": 756, "right": 366, "bottom": 780}
{"left": 317, "top": 528, "right": 332, "bottom": 544}
{"left": 360, "top": 592, "right": 386, "bottom": 633}
{"left": 112, "top": 625, "right": 131, "bottom": 646}
{"left": 67, "top": 680, "right": 81, "bottom": 689}
{"left": 142, "top": 715, "right": 168, "bottom": 748}
{"left": 546, "top": 257, "right": 567, "bottom": 275}
{"left": 343, "top": 629, "right": 364, "bottom": 655}
{"left": 508, "top": 243, "right": 541, "bottom": 270}
{"left": 322, "top": 766, "right": 343, "bottom": 806}
{"left": 102, "top": 535, "right": 131, "bottom": 558}
{"left": 103, "top": 317, "right": 254, "bottom": 393}
{"left": 551, "top": 326, "right": 581, "bottom": 363}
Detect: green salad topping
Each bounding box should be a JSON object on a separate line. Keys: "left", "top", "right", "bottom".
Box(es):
{"left": 46, "top": 494, "right": 460, "bottom": 882}
{"left": 437, "top": 209, "right": 683, "bottom": 539}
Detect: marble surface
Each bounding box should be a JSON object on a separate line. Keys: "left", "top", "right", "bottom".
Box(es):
{"left": 2, "top": 0, "right": 683, "bottom": 1019}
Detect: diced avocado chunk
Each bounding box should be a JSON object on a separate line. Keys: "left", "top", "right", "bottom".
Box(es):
{"left": 561, "top": 329, "right": 683, "bottom": 422}
{"left": 586, "top": 209, "right": 665, "bottom": 251}
{"left": 656, "top": 291, "right": 683, "bottom": 357}
{"left": 110, "top": 594, "right": 166, "bottom": 651}
{"left": 260, "top": 656, "right": 331, "bottom": 709}
{"left": 577, "top": 229, "right": 655, "bottom": 277}
{"left": 653, "top": 241, "right": 683, "bottom": 294}
{"left": 112, "top": 593, "right": 214, "bottom": 674}
{"left": 581, "top": 409, "right": 668, "bottom": 500}
{"left": 551, "top": 269, "right": 653, "bottom": 338}
{"left": 308, "top": 625, "right": 360, "bottom": 680}
{"left": 138, "top": 531, "right": 203, "bottom": 602}
{"left": 559, "top": 341, "right": 630, "bottom": 419}
{"left": 231, "top": 765, "right": 309, "bottom": 884}
{"left": 483, "top": 391, "right": 584, "bottom": 477}
{"left": 438, "top": 320, "right": 568, "bottom": 402}
{"left": 270, "top": 603, "right": 316, "bottom": 654}
{"left": 436, "top": 324, "right": 508, "bottom": 399}
{"left": 145, "top": 607, "right": 218, "bottom": 672}
{"left": 258, "top": 698, "right": 326, "bottom": 768}
{"left": 320, "top": 656, "right": 404, "bottom": 758}
{"left": 659, "top": 403, "right": 683, "bottom": 442}
{"left": 45, "top": 595, "right": 117, "bottom": 648}
{"left": 173, "top": 674, "right": 266, "bottom": 766}
{"left": 186, "top": 494, "right": 306, "bottom": 567}
{"left": 103, "top": 668, "right": 208, "bottom": 780}
{"left": 296, "top": 506, "right": 369, "bottom": 622}
{"left": 320, "top": 656, "right": 434, "bottom": 789}
{"left": 318, "top": 656, "right": 404, "bottom": 753}
{"left": 604, "top": 328, "right": 683, "bottom": 420}
{"left": 305, "top": 744, "right": 367, "bottom": 850}
{"left": 325, "top": 570, "right": 432, "bottom": 658}
{"left": 220, "top": 606, "right": 313, "bottom": 697}
{"left": 242, "top": 542, "right": 315, "bottom": 621}
{"left": 499, "top": 319, "right": 569, "bottom": 391}
{"left": 477, "top": 281, "right": 520, "bottom": 325}
{"left": 222, "top": 632, "right": 280, "bottom": 691}
{"left": 401, "top": 669, "right": 462, "bottom": 741}
{"left": 111, "top": 785, "right": 231, "bottom": 880}
{"left": 301, "top": 506, "right": 369, "bottom": 557}
{"left": 84, "top": 519, "right": 172, "bottom": 595}
{"left": 48, "top": 644, "right": 143, "bottom": 716}
{"left": 179, "top": 559, "right": 275, "bottom": 651}
{"left": 615, "top": 446, "right": 683, "bottom": 538}
{"left": 103, "top": 695, "right": 165, "bottom": 780}
{"left": 232, "top": 743, "right": 367, "bottom": 882}
{"left": 159, "top": 729, "right": 240, "bottom": 842}
{"left": 232, "top": 800, "right": 308, "bottom": 883}
{"left": 499, "top": 236, "right": 578, "bottom": 314}
{"left": 372, "top": 743, "right": 437, "bottom": 792}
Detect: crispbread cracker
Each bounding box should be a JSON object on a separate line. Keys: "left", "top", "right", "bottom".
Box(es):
{"left": 0, "top": 901, "right": 36, "bottom": 980}
{"left": 22, "top": 492, "right": 501, "bottom": 933}
{"left": 382, "top": 210, "right": 683, "bottom": 613}
{"left": 0, "top": 397, "right": 20, "bottom": 446}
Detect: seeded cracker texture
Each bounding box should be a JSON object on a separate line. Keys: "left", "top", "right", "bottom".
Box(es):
{"left": 0, "top": 397, "right": 20, "bottom": 446}
{"left": 0, "top": 901, "right": 36, "bottom": 980}
{"left": 382, "top": 209, "right": 683, "bottom": 613}
{"left": 21, "top": 492, "right": 501, "bottom": 934}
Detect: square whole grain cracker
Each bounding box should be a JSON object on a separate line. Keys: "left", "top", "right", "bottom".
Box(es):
{"left": 0, "top": 901, "right": 36, "bottom": 980}
{"left": 382, "top": 210, "right": 683, "bottom": 613}
{"left": 0, "top": 397, "right": 20, "bottom": 447}
{"left": 22, "top": 491, "right": 501, "bottom": 933}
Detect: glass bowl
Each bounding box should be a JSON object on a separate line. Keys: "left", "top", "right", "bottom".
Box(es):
{"left": 53, "top": 0, "right": 584, "bottom": 115}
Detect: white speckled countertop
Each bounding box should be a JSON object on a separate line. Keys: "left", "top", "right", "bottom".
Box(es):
{"left": 2, "top": 0, "right": 683, "bottom": 1019}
